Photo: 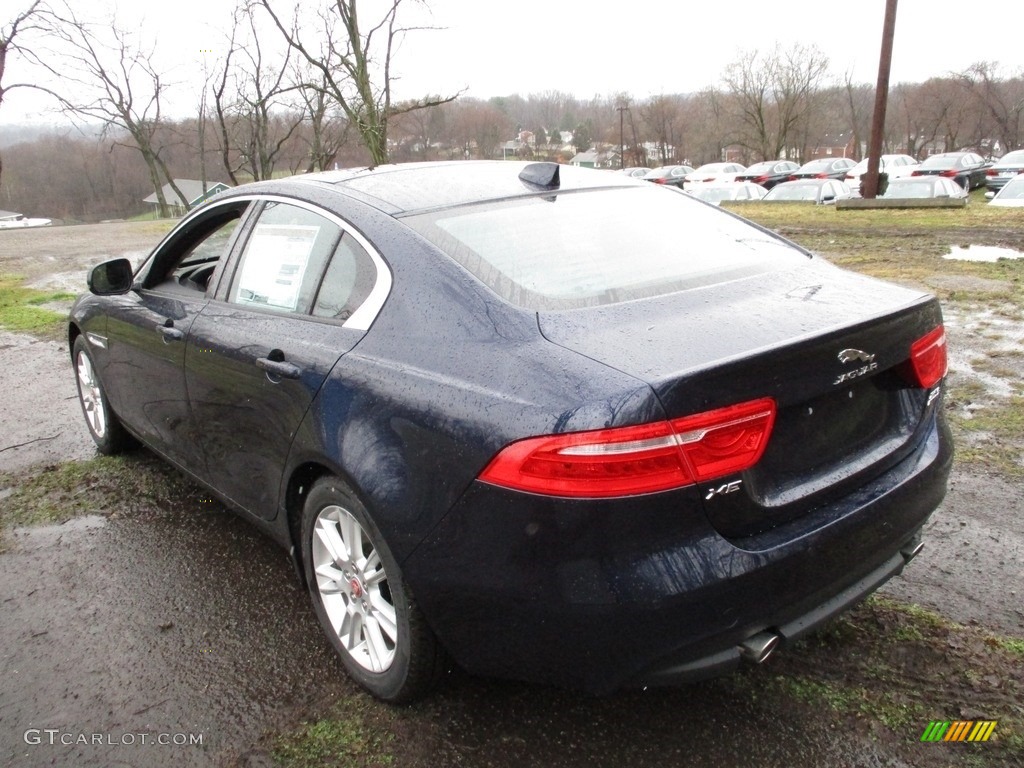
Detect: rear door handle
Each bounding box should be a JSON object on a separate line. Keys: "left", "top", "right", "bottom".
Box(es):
{"left": 256, "top": 356, "right": 301, "bottom": 380}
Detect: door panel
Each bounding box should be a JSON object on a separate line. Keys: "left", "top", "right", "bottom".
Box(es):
{"left": 101, "top": 202, "right": 252, "bottom": 475}
{"left": 185, "top": 309, "right": 362, "bottom": 518}
{"left": 185, "top": 202, "right": 386, "bottom": 519}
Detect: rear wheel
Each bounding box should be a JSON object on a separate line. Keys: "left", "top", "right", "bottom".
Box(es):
{"left": 302, "top": 477, "right": 447, "bottom": 702}
{"left": 73, "top": 335, "right": 131, "bottom": 455}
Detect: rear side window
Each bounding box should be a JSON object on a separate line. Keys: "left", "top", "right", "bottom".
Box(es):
{"left": 312, "top": 234, "right": 378, "bottom": 322}
{"left": 405, "top": 186, "right": 807, "bottom": 310}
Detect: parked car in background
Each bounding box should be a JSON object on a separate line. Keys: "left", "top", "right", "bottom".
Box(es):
{"left": 642, "top": 165, "right": 695, "bottom": 188}
{"left": 683, "top": 162, "right": 747, "bottom": 187}
{"left": 619, "top": 166, "right": 651, "bottom": 179}
{"left": 763, "top": 178, "right": 854, "bottom": 205}
{"left": 880, "top": 176, "right": 968, "bottom": 200}
{"left": 789, "top": 157, "right": 857, "bottom": 181}
{"left": 844, "top": 154, "right": 920, "bottom": 193}
{"left": 735, "top": 160, "right": 800, "bottom": 190}
{"left": 0, "top": 212, "right": 52, "bottom": 228}
{"left": 987, "top": 174, "right": 1024, "bottom": 206}
{"left": 685, "top": 182, "right": 768, "bottom": 205}
{"left": 983, "top": 149, "right": 1024, "bottom": 194}
{"left": 911, "top": 152, "right": 991, "bottom": 190}
{"left": 69, "top": 161, "right": 951, "bottom": 703}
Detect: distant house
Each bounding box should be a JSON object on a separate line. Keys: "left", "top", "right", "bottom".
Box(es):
{"left": 569, "top": 149, "right": 620, "bottom": 169}
{"left": 806, "top": 132, "right": 858, "bottom": 161}
{"left": 499, "top": 139, "right": 526, "bottom": 159}
{"left": 143, "top": 179, "right": 231, "bottom": 215}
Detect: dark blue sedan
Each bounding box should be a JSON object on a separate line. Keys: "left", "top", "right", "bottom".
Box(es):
{"left": 69, "top": 162, "right": 953, "bottom": 702}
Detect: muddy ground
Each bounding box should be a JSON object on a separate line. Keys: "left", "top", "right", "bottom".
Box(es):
{"left": 0, "top": 221, "right": 1022, "bottom": 767}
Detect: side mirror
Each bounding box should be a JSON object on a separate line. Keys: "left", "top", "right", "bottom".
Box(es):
{"left": 88, "top": 258, "right": 134, "bottom": 295}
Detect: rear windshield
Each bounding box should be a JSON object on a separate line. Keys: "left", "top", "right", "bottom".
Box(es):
{"left": 404, "top": 186, "right": 808, "bottom": 310}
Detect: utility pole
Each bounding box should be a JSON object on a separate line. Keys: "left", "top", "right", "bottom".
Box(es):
{"left": 862, "top": 0, "right": 898, "bottom": 199}
{"left": 617, "top": 104, "right": 628, "bottom": 169}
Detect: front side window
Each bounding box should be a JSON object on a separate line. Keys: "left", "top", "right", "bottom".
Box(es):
{"left": 143, "top": 202, "right": 249, "bottom": 293}
{"left": 229, "top": 202, "right": 340, "bottom": 314}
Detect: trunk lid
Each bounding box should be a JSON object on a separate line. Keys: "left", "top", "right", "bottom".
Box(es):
{"left": 538, "top": 260, "right": 944, "bottom": 539}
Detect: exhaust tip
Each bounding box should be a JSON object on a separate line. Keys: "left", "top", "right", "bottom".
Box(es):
{"left": 738, "top": 631, "right": 780, "bottom": 664}
{"left": 901, "top": 540, "right": 924, "bottom": 563}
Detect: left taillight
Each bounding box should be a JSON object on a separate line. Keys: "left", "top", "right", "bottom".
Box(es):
{"left": 478, "top": 398, "right": 776, "bottom": 498}
{"left": 907, "top": 326, "right": 948, "bottom": 389}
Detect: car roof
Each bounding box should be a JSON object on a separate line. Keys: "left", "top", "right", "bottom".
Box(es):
{"left": 282, "top": 161, "right": 637, "bottom": 215}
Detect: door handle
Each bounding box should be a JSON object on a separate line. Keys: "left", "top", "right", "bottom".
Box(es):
{"left": 256, "top": 356, "right": 301, "bottom": 380}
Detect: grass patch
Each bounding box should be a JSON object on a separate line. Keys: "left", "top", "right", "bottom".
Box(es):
{"left": 272, "top": 695, "right": 398, "bottom": 768}
{"left": 730, "top": 200, "right": 1024, "bottom": 302}
{"left": 947, "top": 395, "right": 1024, "bottom": 477}
{"left": 0, "top": 274, "right": 76, "bottom": 339}
{"left": 0, "top": 452, "right": 214, "bottom": 536}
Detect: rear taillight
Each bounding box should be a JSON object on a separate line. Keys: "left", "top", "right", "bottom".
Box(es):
{"left": 814, "top": 172, "right": 829, "bottom": 179}
{"left": 940, "top": 170, "right": 958, "bottom": 178}
{"left": 911, "top": 170, "right": 923, "bottom": 176}
{"left": 478, "top": 398, "right": 776, "bottom": 498}
{"left": 986, "top": 169, "right": 998, "bottom": 177}
{"left": 907, "top": 326, "right": 948, "bottom": 389}
{"left": 652, "top": 178, "right": 667, "bottom": 184}
{"left": 755, "top": 175, "right": 769, "bottom": 184}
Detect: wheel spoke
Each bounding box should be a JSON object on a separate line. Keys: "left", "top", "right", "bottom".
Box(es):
{"left": 314, "top": 516, "right": 349, "bottom": 568}
{"left": 363, "top": 616, "right": 391, "bottom": 671}
{"left": 369, "top": 593, "right": 397, "bottom": 642}
{"left": 340, "top": 513, "right": 364, "bottom": 566}
{"left": 315, "top": 562, "right": 345, "bottom": 592}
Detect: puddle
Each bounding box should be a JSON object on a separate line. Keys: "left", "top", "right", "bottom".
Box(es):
{"left": 943, "top": 245, "right": 1024, "bottom": 262}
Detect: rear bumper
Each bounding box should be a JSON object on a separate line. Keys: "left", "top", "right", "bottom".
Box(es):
{"left": 639, "top": 532, "right": 923, "bottom": 685}
{"left": 403, "top": 412, "right": 952, "bottom": 693}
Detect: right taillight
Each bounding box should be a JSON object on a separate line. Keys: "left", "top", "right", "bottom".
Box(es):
{"left": 478, "top": 398, "right": 776, "bottom": 498}
{"left": 908, "top": 326, "right": 948, "bottom": 389}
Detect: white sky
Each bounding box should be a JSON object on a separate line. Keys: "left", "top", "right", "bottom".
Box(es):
{"left": 3, "top": 0, "right": 1024, "bottom": 122}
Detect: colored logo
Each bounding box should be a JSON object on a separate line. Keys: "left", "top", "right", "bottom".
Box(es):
{"left": 920, "top": 721, "right": 997, "bottom": 742}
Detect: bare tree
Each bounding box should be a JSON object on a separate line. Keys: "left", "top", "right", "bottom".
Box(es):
{"left": 723, "top": 44, "right": 831, "bottom": 161}
{"left": 35, "top": 4, "right": 186, "bottom": 216}
{"left": 841, "top": 72, "right": 874, "bottom": 158}
{"left": 258, "top": 0, "right": 459, "bottom": 165}
{"left": 213, "top": 3, "right": 304, "bottom": 183}
{"left": 0, "top": 1, "right": 45, "bottom": 184}
{"left": 640, "top": 95, "right": 685, "bottom": 165}
{"left": 956, "top": 62, "right": 1024, "bottom": 153}
{"left": 294, "top": 75, "right": 350, "bottom": 172}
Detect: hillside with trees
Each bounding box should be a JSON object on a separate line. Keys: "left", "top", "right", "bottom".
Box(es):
{"left": 1, "top": 2, "right": 1022, "bottom": 221}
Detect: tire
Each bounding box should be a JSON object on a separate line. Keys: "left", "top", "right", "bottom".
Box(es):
{"left": 72, "top": 335, "right": 131, "bottom": 455}
{"left": 302, "top": 477, "right": 447, "bottom": 702}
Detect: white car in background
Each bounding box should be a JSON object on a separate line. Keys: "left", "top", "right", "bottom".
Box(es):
{"left": 845, "top": 154, "right": 920, "bottom": 193}
{"left": 988, "top": 174, "right": 1024, "bottom": 207}
{"left": 685, "top": 182, "right": 768, "bottom": 205}
{"left": 683, "top": 162, "right": 747, "bottom": 187}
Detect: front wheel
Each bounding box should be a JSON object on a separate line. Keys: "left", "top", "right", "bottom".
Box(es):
{"left": 302, "top": 477, "right": 448, "bottom": 702}
{"left": 73, "top": 335, "right": 131, "bottom": 455}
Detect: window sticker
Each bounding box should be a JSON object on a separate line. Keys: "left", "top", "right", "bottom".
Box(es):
{"left": 234, "top": 224, "right": 319, "bottom": 311}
